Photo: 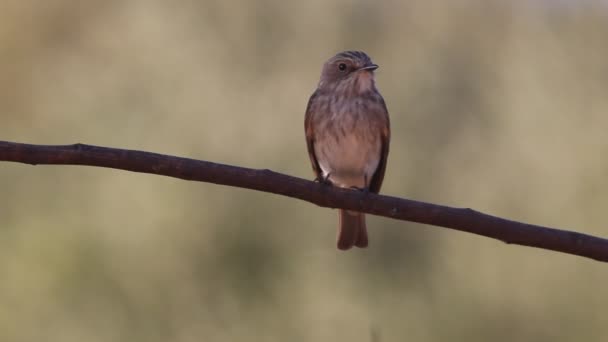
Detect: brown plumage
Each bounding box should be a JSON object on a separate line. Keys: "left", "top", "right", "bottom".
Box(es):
{"left": 304, "top": 51, "right": 390, "bottom": 250}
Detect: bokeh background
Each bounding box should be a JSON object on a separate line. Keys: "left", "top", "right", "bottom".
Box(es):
{"left": 2, "top": 0, "right": 608, "bottom": 341}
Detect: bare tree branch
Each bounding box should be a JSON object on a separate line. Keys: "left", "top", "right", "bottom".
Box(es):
{"left": 1, "top": 140, "right": 607, "bottom": 262}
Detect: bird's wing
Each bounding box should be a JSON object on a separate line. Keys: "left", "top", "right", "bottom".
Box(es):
{"left": 304, "top": 90, "right": 323, "bottom": 180}
{"left": 369, "top": 97, "right": 391, "bottom": 194}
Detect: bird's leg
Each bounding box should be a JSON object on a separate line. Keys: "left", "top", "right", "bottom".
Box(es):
{"left": 349, "top": 174, "right": 370, "bottom": 194}
{"left": 314, "top": 172, "right": 333, "bottom": 186}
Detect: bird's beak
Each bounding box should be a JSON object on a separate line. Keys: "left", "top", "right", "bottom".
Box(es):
{"left": 358, "top": 64, "right": 379, "bottom": 72}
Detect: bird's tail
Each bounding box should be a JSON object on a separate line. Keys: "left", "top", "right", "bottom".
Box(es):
{"left": 337, "top": 209, "right": 368, "bottom": 250}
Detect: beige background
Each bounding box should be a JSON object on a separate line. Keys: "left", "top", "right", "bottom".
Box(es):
{"left": 1, "top": 1, "right": 608, "bottom": 341}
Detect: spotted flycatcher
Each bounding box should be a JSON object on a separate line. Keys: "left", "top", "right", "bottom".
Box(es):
{"left": 305, "top": 51, "right": 390, "bottom": 250}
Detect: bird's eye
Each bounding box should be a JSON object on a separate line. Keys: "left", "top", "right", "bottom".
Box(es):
{"left": 338, "top": 63, "right": 347, "bottom": 71}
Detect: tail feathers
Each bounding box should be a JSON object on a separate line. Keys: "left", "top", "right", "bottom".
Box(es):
{"left": 337, "top": 210, "right": 368, "bottom": 250}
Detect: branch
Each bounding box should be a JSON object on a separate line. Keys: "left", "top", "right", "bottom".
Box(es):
{"left": 1, "top": 140, "right": 607, "bottom": 262}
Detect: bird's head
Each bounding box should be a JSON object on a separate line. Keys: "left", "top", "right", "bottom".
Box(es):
{"left": 318, "top": 50, "right": 379, "bottom": 96}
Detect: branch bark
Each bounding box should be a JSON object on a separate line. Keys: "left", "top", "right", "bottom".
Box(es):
{"left": 1, "top": 140, "right": 607, "bottom": 262}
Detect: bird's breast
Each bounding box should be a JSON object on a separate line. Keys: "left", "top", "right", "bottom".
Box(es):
{"left": 314, "top": 109, "right": 382, "bottom": 189}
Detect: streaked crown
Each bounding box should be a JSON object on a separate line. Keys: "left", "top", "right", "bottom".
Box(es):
{"left": 328, "top": 50, "right": 373, "bottom": 66}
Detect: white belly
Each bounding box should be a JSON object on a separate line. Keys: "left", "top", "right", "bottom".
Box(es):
{"left": 315, "top": 130, "right": 381, "bottom": 189}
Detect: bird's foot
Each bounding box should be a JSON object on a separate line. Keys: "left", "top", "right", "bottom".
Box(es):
{"left": 349, "top": 185, "right": 370, "bottom": 194}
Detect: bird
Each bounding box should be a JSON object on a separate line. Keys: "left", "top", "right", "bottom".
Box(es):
{"left": 304, "top": 50, "right": 390, "bottom": 250}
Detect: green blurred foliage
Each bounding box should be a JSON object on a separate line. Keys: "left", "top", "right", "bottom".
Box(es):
{"left": 1, "top": 0, "right": 608, "bottom": 341}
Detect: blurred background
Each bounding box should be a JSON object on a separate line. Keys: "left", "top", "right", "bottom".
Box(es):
{"left": 2, "top": 0, "right": 608, "bottom": 340}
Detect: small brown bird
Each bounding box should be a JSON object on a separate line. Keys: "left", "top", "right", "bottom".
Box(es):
{"left": 305, "top": 51, "right": 390, "bottom": 250}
